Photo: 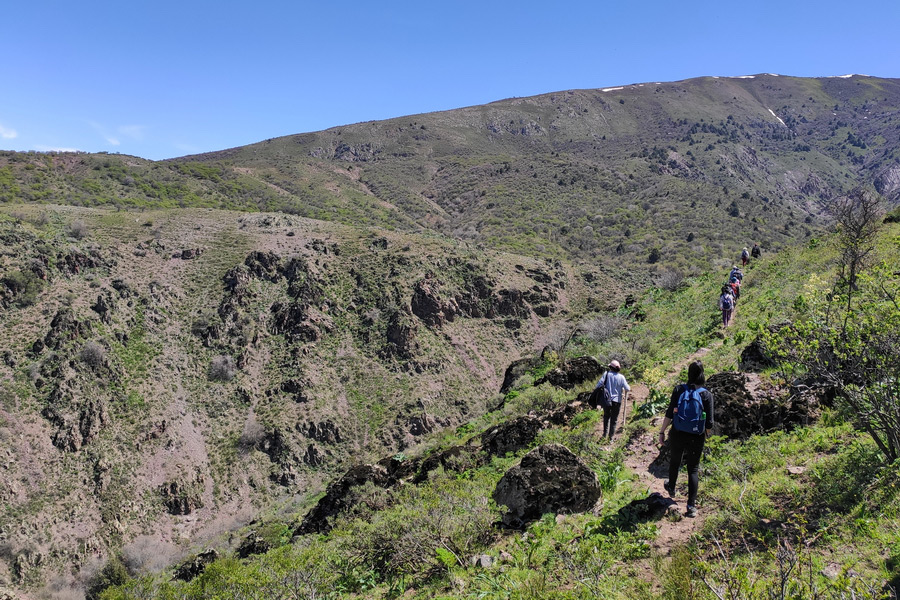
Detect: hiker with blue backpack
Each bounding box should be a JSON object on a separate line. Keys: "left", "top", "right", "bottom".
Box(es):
{"left": 718, "top": 285, "right": 735, "bottom": 328}
{"left": 657, "top": 361, "right": 715, "bottom": 518}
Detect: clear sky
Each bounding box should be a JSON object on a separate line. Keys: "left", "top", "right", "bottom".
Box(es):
{"left": 2, "top": 0, "right": 899, "bottom": 161}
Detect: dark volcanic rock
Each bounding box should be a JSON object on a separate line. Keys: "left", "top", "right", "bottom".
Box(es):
{"left": 493, "top": 444, "right": 601, "bottom": 529}
{"left": 706, "top": 372, "right": 823, "bottom": 439}
{"left": 160, "top": 475, "right": 204, "bottom": 515}
{"left": 269, "top": 302, "right": 320, "bottom": 342}
{"left": 384, "top": 310, "right": 419, "bottom": 359}
{"left": 739, "top": 335, "right": 777, "bottom": 372}
{"left": 295, "top": 464, "right": 392, "bottom": 535}
{"left": 174, "top": 549, "right": 219, "bottom": 581}
{"left": 411, "top": 276, "right": 457, "bottom": 327}
{"left": 244, "top": 250, "right": 283, "bottom": 282}
{"left": 535, "top": 356, "right": 603, "bottom": 390}
{"left": 500, "top": 356, "right": 545, "bottom": 394}
{"left": 481, "top": 416, "right": 542, "bottom": 457}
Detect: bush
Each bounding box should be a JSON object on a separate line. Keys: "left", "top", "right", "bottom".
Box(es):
{"left": 208, "top": 355, "right": 236, "bottom": 381}
{"left": 69, "top": 220, "right": 89, "bottom": 239}
{"left": 80, "top": 341, "right": 107, "bottom": 369}
{"left": 656, "top": 270, "right": 685, "bottom": 292}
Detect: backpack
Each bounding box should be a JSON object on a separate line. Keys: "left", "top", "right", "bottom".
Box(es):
{"left": 589, "top": 372, "right": 612, "bottom": 409}
{"left": 673, "top": 384, "right": 707, "bottom": 434}
{"left": 741, "top": 249, "right": 750, "bottom": 259}
{"left": 720, "top": 293, "right": 734, "bottom": 311}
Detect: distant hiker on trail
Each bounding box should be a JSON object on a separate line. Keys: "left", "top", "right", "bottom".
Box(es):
{"left": 741, "top": 247, "right": 750, "bottom": 266}
{"left": 751, "top": 243, "right": 761, "bottom": 259}
{"left": 658, "top": 360, "right": 714, "bottom": 518}
{"left": 719, "top": 285, "right": 735, "bottom": 327}
{"left": 728, "top": 277, "right": 741, "bottom": 302}
{"left": 729, "top": 265, "right": 743, "bottom": 283}
{"left": 593, "top": 360, "right": 630, "bottom": 441}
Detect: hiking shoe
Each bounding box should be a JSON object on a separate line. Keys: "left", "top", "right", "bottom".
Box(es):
{"left": 685, "top": 505, "right": 698, "bottom": 518}
{"left": 663, "top": 481, "right": 675, "bottom": 497}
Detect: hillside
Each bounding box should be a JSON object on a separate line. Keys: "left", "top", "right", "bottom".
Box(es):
{"left": 0, "top": 202, "right": 633, "bottom": 595}
{"left": 1, "top": 73, "right": 900, "bottom": 599}
{"left": 88, "top": 219, "right": 900, "bottom": 600}
{"left": 3, "top": 75, "right": 900, "bottom": 273}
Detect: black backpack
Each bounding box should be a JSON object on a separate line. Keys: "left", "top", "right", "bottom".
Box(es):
{"left": 588, "top": 372, "right": 612, "bottom": 409}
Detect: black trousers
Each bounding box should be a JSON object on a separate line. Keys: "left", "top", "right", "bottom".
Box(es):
{"left": 602, "top": 402, "right": 621, "bottom": 439}
{"left": 668, "top": 429, "right": 705, "bottom": 507}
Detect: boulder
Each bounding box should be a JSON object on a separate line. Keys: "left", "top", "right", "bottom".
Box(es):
{"left": 493, "top": 444, "right": 601, "bottom": 529}
{"left": 535, "top": 356, "right": 603, "bottom": 390}
{"left": 500, "top": 356, "right": 545, "bottom": 394}
{"left": 174, "top": 549, "right": 218, "bottom": 581}
{"left": 706, "top": 372, "right": 822, "bottom": 439}
{"left": 481, "top": 416, "right": 542, "bottom": 457}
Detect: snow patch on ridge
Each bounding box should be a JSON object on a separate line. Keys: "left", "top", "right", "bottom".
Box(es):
{"left": 768, "top": 109, "right": 786, "bottom": 126}
{"left": 601, "top": 87, "right": 624, "bottom": 92}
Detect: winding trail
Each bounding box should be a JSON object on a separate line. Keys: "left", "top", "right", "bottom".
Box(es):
{"left": 611, "top": 343, "right": 719, "bottom": 555}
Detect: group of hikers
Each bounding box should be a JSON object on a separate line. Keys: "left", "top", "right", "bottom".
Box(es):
{"left": 584, "top": 243, "right": 764, "bottom": 518}
{"left": 591, "top": 359, "right": 713, "bottom": 519}
{"left": 718, "top": 243, "right": 761, "bottom": 328}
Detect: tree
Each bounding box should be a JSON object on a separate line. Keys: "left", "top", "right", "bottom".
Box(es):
{"left": 767, "top": 261, "right": 900, "bottom": 462}
{"left": 829, "top": 187, "right": 883, "bottom": 310}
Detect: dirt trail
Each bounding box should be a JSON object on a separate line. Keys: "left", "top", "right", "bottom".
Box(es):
{"left": 612, "top": 342, "right": 720, "bottom": 555}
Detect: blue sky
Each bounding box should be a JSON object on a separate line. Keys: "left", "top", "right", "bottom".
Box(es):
{"left": 2, "top": 0, "right": 899, "bottom": 161}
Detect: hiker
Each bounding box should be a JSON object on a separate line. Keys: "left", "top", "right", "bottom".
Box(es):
{"left": 718, "top": 285, "right": 735, "bottom": 327}
{"left": 594, "top": 360, "right": 631, "bottom": 441}
{"left": 658, "top": 360, "right": 714, "bottom": 518}
{"left": 741, "top": 247, "right": 750, "bottom": 266}
{"left": 751, "top": 243, "right": 761, "bottom": 259}
{"left": 728, "top": 277, "right": 740, "bottom": 302}
{"left": 729, "top": 265, "right": 743, "bottom": 282}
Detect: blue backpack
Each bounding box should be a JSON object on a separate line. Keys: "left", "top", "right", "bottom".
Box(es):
{"left": 673, "top": 385, "right": 707, "bottom": 434}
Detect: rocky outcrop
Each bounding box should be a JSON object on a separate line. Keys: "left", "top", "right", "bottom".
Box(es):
{"left": 411, "top": 277, "right": 458, "bottom": 327}
{"left": 535, "top": 356, "right": 604, "bottom": 390}
{"left": 481, "top": 416, "right": 542, "bottom": 457}
{"left": 159, "top": 474, "right": 205, "bottom": 515}
{"left": 244, "top": 250, "right": 282, "bottom": 282}
{"left": 493, "top": 444, "right": 601, "bottom": 529}
{"left": 57, "top": 249, "right": 106, "bottom": 275}
{"left": 500, "top": 356, "right": 545, "bottom": 394}
{"left": 302, "top": 420, "right": 341, "bottom": 444}
{"left": 295, "top": 464, "right": 392, "bottom": 535}
{"left": 706, "top": 372, "right": 823, "bottom": 439}
{"left": 174, "top": 549, "right": 218, "bottom": 581}
{"left": 384, "top": 311, "right": 419, "bottom": 359}
{"left": 269, "top": 301, "right": 321, "bottom": 342}
{"left": 43, "top": 396, "right": 110, "bottom": 452}
{"left": 39, "top": 307, "right": 92, "bottom": 352}
{"left": 739, "top": 336, "right": 777, "bottom": 372}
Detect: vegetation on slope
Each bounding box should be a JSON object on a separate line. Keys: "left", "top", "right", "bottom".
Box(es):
{"left": 96, "top": 221, "right": 900, "bottom": 600}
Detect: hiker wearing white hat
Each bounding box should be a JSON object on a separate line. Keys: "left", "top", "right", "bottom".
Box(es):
{"left": 594, "top": 359, "right": 631, "bottom": 441}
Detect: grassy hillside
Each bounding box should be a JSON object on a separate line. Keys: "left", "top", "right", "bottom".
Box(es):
{"left": 4, "top": 75, "right": 900, "bottom": 274}
{"left": 90, "top": 223, "right": 900, "bottom": 600}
